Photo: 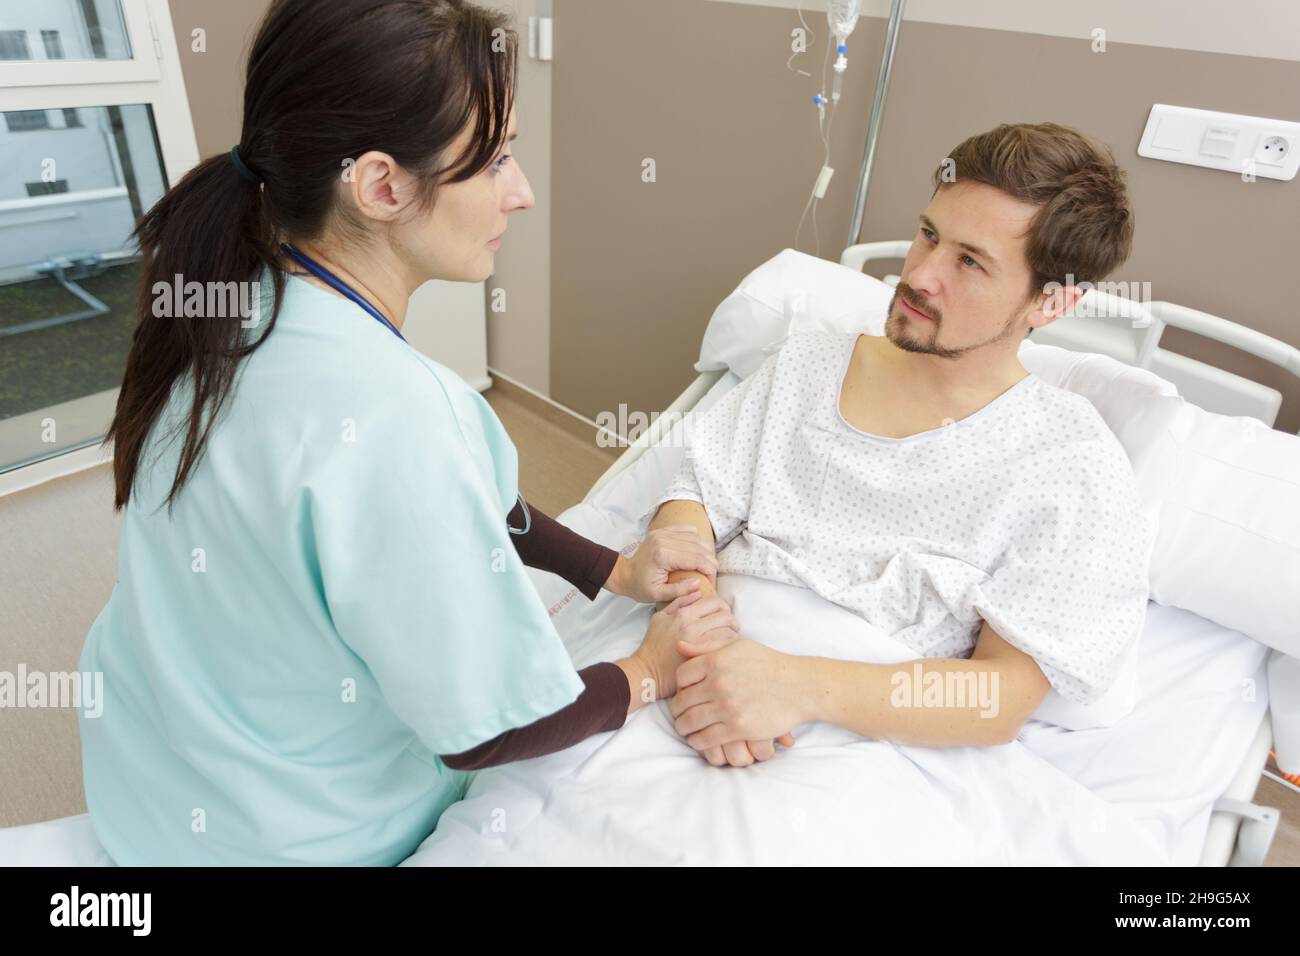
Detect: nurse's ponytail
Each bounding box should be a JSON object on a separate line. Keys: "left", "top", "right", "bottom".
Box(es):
{"left": 110, "top": 146, "right": 280, "bottom": 512}
{"left": 107, "top": 0, "right": 518, "bottom": 510}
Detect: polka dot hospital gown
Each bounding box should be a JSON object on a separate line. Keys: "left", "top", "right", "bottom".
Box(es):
{"left": 644, "top": 330, "right": 1156, "bottom": 706}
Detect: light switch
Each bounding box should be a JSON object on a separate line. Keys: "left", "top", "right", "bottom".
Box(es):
{"left": 1151, "top": 117, "right": 1186, "bottom": 150}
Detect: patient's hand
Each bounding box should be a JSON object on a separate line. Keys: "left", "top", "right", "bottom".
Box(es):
{"left": 702, "top": 735, "right": 796, "bottom": 768}
{"left": 655, "top": 564, "right": 795, "bottom": 766}
{"left": 670, "top": 638, "right": 801, "bottom": 767}
{"left": 670, "top": 638, "right": 807, "bottom": 763}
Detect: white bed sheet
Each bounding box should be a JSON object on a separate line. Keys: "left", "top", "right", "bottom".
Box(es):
{"left": 403, "top": 372, "right": 1271, "bottom": 866}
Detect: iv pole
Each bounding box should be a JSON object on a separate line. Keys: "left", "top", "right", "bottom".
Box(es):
{"left": 845, "top": 0, "right": 907, "bottom": 249}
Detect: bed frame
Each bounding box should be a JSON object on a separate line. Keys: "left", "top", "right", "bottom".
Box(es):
{"left": 588, "top": 242, "right": 1300, "bottom": 867}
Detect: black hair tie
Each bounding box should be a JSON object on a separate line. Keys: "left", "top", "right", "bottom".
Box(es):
{"left": 229, "top": 145, "right": 264, "bottom": 185}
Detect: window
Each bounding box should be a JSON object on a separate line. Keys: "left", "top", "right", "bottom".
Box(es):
{"left": 24, "top": 179, "right": 71, "bottom": 196}
{"left": 41, "top": 30, "right": 66, "bottom": 60}
{"left": 0, "top": 0, "right": 199, "bottom": 479}
{"left": 0, "top": 30, "right": 31, "bottom": 61}
{"left": 5, "top": 109, "right": 50, "bottom": 131}
{"left": 0, "top": 3, "right": 131, "bottom": 63}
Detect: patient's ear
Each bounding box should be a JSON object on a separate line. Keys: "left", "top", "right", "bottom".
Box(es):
{"left": 1029, "top": 282, "right": 1085, "bottom": 332}
{"left": 1056, "top": 283, "right": 1086, "bottom": 315}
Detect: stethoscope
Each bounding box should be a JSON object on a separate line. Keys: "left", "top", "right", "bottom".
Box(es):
{"left": 280, "top": 242, "right": 532, "bottom": 535}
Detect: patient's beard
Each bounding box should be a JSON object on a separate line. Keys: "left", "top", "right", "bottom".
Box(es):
{"left": 886, "top": 290, "right": 954, "bottom": 358}
{"left": 885, "top": 290, "right": 1020, "bottom": 361}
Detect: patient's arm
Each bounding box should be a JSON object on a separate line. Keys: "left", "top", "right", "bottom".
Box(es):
{"left": 672, "top": 619, "right": 1052, "bottom": 750}
{"left": 648, "top": 499, "right": 719, "bottom": 599}
{"left": 808, "top": 620, "right": 1053, "bottom": 747}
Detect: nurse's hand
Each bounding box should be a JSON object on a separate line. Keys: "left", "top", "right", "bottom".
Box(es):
{"left": 624, "top": 592, "right": 739, "bottom": 706}
{"left": 607, "top": 526, "right": 718, "bottom": 605}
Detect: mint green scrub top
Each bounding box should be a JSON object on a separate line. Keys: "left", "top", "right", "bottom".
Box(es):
{"left": 78, "top": 268, "right": 585, "bottom": 865}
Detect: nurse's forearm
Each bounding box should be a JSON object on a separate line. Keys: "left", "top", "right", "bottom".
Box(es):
{"left": 438, "top": 660, "right": 640, "bottom": 772}
{"left": 507, "top": 498, "right": 619, "bottom": 600}
{"left": 648, "top": 499, "right": 718, "bottom": 603}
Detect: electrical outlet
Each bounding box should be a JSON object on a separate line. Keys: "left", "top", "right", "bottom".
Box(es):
{"left": 1256, "top": 134, "right": 1293, "bottom": 167}
{"left": 1139, "top": 105, "right": 1300, "bottom": 181}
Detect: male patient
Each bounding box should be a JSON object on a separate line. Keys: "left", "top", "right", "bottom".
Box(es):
{"left": 643, "top": 122, "right": 1155, "bottom": 768}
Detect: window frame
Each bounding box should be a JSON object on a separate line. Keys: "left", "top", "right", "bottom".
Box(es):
{"left": 0, "top": 0, "right": 161, "bottom": 87}
{"left": 0, "top": 0, "right": 199, "bottom": 493}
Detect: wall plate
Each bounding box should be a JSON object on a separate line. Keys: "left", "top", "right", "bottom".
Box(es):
{"left": 1138, "top": 104, "right": 1299, "bottom": 181}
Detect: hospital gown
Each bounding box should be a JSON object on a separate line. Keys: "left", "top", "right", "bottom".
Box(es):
{"left": 645, "top": 329, "right": 1156, "bottom": 706}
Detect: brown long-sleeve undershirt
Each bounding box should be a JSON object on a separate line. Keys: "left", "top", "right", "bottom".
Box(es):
{"left": 438, "top": 500, "right": 632, "bottom": 771}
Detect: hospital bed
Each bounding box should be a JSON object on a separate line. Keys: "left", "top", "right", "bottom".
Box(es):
{"left": 1, "top": 245, "right": 1295, "bottom": 866}
{"left": 574, "top": 241, "right": 1297, "bottom": 867}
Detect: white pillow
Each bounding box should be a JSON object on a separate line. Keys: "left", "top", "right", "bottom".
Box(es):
{"left": 696, "top": 248, "right": 893, "bottom": 377}
{"left": 1017, "top": 347, "right": 1300, "bottom": 662}
{"left": 1148, "top": 401, "right": 1300, "bottom": 657}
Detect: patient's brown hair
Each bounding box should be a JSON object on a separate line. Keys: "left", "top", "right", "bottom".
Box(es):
{"left": 932, "top": 122, "right": 1135, "bottom": 318}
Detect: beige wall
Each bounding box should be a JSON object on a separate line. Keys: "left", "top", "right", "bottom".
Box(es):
{"left": 167, "top": 0, "right": 268, "bottom": 159}
{"left": 713, "top": 0, "right": 1300, "bottom": 62}
{"left": 549, "top": 0, "right": 1300, "bottom": 433}
{"left": 484, "top": 0, "right": 555, "bottom": 394}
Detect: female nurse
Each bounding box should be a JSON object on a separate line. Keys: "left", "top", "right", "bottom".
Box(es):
{"left": 77, "top": 0, "right": 738, "bottom": 866}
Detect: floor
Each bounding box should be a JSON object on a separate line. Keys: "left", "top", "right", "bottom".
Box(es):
{"left": 1256, "top": 759, "right": 1300, "bottom": 865}
{"left": 482, "top": 374, "right": 622, "bottom": 515}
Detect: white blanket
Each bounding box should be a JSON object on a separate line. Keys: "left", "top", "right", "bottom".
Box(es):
{"left": 404, "top": 566, "right": 1267, "bottom": 866}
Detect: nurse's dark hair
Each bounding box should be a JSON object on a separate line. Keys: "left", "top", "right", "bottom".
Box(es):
{"left": 107, "top": 0, "right": 517, "bottom": 510}
{"left": 929, "top": 122, "right": 1134, "bottom": 339}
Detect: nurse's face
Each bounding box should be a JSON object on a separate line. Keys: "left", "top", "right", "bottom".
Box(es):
{"left": 419, "top": 106, "right": 532, "bottom": 282}
{"left": 355, "top": 105, "right": 532, "bottom": 285}
{"left": 884, "top": 181, "right": 1068, "bottom": 360}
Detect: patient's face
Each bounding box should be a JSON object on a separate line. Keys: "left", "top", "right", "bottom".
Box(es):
{"left": 886, "top": 181, "right": 1047, "bottom": 361}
